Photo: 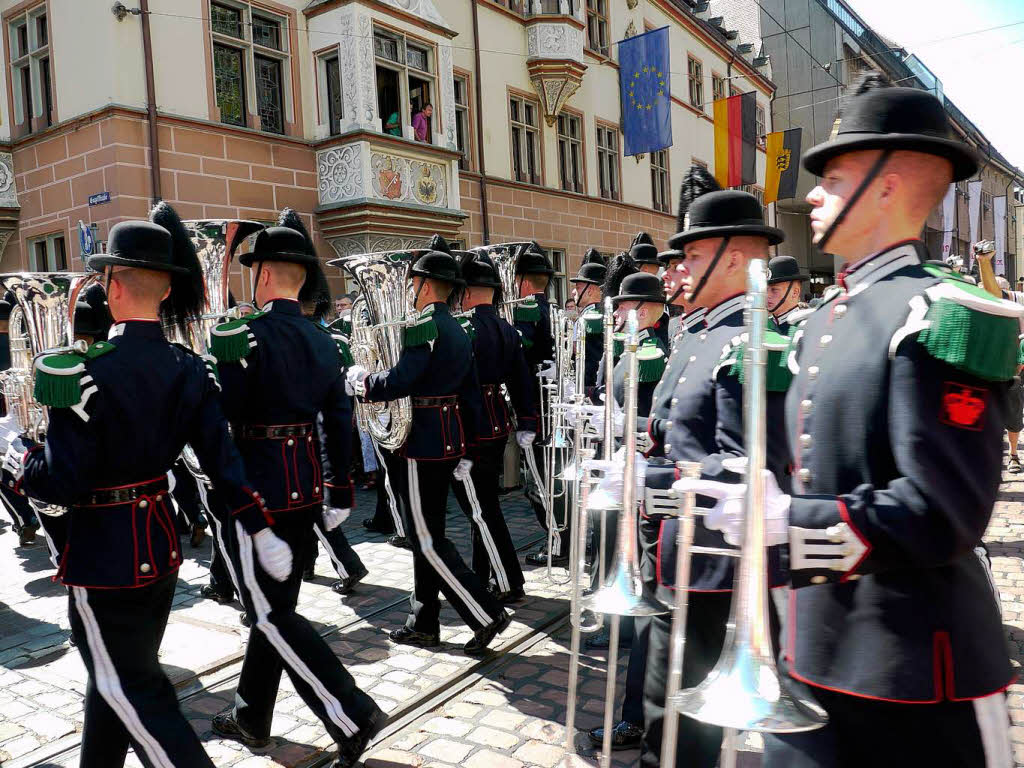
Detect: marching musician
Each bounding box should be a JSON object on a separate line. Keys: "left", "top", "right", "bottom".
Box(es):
{"left": 766, "top": 254, "right": 810, "bottom": 332}
{"left": 640, "top": 170, "right": 790, "bottom": 768}
{"left": 570, "top": 248, "right": 608, "bottom": 397}
{"left": 346, "top": 246, "right": 511, "bottom": 655}
{"left": 452, "top": 248, "right": 537, "bottom": 604}
{"left": 629, "top": 233, "right": 670, "bottom": 346}
{"left": 677, "top": 76, "right": 1016, "bottom": 768}
{"left": 14, "top": 204, "right": 265, "bottom": 768}
{"left": 209, "top": 212, "right": 384, "bottom": 767}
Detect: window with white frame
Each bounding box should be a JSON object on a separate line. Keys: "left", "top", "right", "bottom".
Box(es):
{"left": 755, "top": 103, "right": 766, "bottom": 148}
{"left": 28, "top": 233, "right": 67, "bottom": 272}
{"left": 510, "top": 95, "right": 541, "bottom": 185}
{"left": 586, "top": 0, "right": 609, "bottom": 56}
{"left": 210, "top": 1, "right": 290, "bottom": 134}
{"left": 596, "top": 124, "right": 619, "bottom": 200}
{"left": 557, "top": 113, "right": 583, "bottom": 193}
{"left": 8, "top": 7, "right": 52, "bottom": 134}
{"left": 318, "top": 51, "right": 343, "bottom": 136}
{"left": 651, "top": 149, "right": 670, "bottom": 213}
{"left": 547, "top": 248, "right": 568, "bottom": 305}
{"left": 454, "top": 74, "right": 472, "bottom": 170}
{"left": 687, "top": 56, "right": 704, "bottom": 109}
{"left": 374, "top": 28, "right": 436, "bottom": 142}
{"left": 712, "top": 73, "right": 725, "bottom": 104}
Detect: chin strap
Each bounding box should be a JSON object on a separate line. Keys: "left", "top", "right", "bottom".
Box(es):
{"left": 412, "top": 276, "right": 427, "bottom": 310}
{"left": 817, "top": 149, "right": 894, "bottom": 255}
{"left": 768, "top": 280, "right": 796, "bottom": 313}
{"left": 250, "top": 262, "right": 265, "bottom": 310}
{"left": 682, "top": 235, "right": 731, "bottom": 306}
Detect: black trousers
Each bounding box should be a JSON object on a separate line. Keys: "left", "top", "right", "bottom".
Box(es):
{"left": 403, "top": 458, "right": 504, "bottom": 634}
{"left": 69, "top": 575, "right": 215, "bottom": 768}
{"left": 311, "top": 514, "right": 365, "bottom": 579}
{"left": 641, "top": 591, "right": 732, "bottom": 768}
{"left": 204, "top": 485, "right": 238, "bottom": 600}
{"left": 621, "top": 615, "right": 650, "bottom": 725}
{"left": 0, "top": 484, "right": 37, "bottom": 531}
{"left": 364, "top": 469, "right": 394, "bottom": 534}
{"left": 525, "top": 442, "right": 569, "bottom": 555}
{"left": 230, "top": 511, "right": 379, "bottom": 742}
{"left": 451, "top": 439, "right": 525, "bottom": 593}
{"left": 763, "top": 686, "right": 1011, "bottom": 768}
{"left": 368, "top": 445, "right": 406, "bottom": 537}
{"left": 170, "top": 461, "right": 206, "bottom": 531}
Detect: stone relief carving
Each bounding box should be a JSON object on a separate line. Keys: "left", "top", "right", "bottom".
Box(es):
{"left": 0, "top": 231, "right": 12, "bottom": 258}
{"left": 369, "top": 152, "right": 447, "bottom": 208}
{"left": 317, "top": 145, "right": 365, "bottom": 205}
{"left": 328, "top": 236, "right": 369, "bottom": 259}
{"left": 527, "top": 23, "right": 584, "bottom": 63}
{"left": 356, "top": 13, "right": 378, "bottom": 126}
{"left": 377, "top": 0, "right": 450, "bottom": 30}
{"left": 439, "top": 44, "right": 458, "bottom": 151}
{"left": 624, "top": 19, "right": 637, "bottom": 37}
{"left": 0, "top": 153, "right": 18, "bottom": 208}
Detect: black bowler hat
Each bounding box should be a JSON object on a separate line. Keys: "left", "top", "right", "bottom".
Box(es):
{"left": 515, "top": 242, "right": 555, "bottom": 276}
{"left": 628, "top": 232, "right": 660, "bottom": 266}
{"left": 658, "top": 249, "right": 684, "bottom": 265}
{"left": 411, "top": 250, "right": 462, "bottom": 285}
{"left": 803, "top": 81, "right": 978, "bottom": 182}
{"left": 239, "top": 227, "right": 319, "bottom": 268}
{"left": 668, "top": 190, "right": 784, "bottom": 250}
{"left": 89, "top": 221, "right": 183, "bottom": 273}
{"left": 572, "top": 248, "right": 607, "bottom": 285}
{"left": 766, "top": 255, "right": 809, "bottom": 284}
{"left": 613, "top": 272, "right": 666, "bottom": 305}
{"left": 459, "top": 253, "right": 502, "bottom": 289}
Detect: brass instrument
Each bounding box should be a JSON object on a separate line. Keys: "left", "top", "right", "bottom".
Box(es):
{"left": 328, "top": 251, "right": 419, "bottom": 452}
{"left": 663, "top": 258, "right": 826, "bottom": 766}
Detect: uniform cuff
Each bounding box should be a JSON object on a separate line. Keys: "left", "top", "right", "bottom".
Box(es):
{"left": 231, "top": 487, "right": 272, "bottom": 535}
{"left": 325, "top": 480, "right": 354, "bottom": 510}
{"left": 787, "top": 496, "right": 871, "bottom": 587}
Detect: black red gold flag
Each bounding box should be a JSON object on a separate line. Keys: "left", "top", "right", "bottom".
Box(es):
{"left": 712, "top": 91, "right": 757, "bottom": 188}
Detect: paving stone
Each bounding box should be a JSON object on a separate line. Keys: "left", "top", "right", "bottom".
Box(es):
{"left": 422, "top": 717, "right": 473, "bottom": 737}
{"left": 479, "top": 710, "right": 527, "bottom": 731}
{"left": 464, "top": 747, "right": 524, "bottom": 768}
{"left": 418, "top": 738, "right": 474, "bottom": 762}
{"left": 514, "top": 740, "right": 564, "bottom": 766}
{"left": 467, "top": 725, "right": 520, "bottom": 749}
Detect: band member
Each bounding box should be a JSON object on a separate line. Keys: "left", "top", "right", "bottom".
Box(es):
{"left": 210, "top": 213, "right": 384, "bottom": 767}
{"left": 629, "top": 233, "right": 670, "bottom": 345}
{"left": 347, "top": 247, "right": 511, "bottom": 654}
{"left": 640, "top": 172, "right": 789, "bottom": 768}
{"left": 452, "top": 249, "right": 537, "bottom": 603}
{"left": 14, "top": 203, "right": 268, "bottom": 768}
{"left": 766, "top": 254, "right": 810, "bottom": 331}
{"left": 570, "top": 249, "right": 608, "bottom": 396}
{"left": 678, "top": 77, "right": 1016, "bottom": 768}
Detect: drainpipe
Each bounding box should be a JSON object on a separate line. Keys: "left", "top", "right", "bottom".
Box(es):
{"left": 139, "top": 0, "right": 162, "bottom": 204}
{"left": 470, "top": 0, "right": 491, "bottom": 244}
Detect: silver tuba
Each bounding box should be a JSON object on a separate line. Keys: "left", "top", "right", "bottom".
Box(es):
{"left": 0, "top": 272, "right": 99, "bottom": 441}
{"left": 328, "top": 251, "right": 418, "bottom": 451}
{"left": 469, "top": 242, "right": 535, "bottom": 324}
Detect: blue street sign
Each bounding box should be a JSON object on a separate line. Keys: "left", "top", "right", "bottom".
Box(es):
{"left": 79, "top": 220, "right": 94, "bottom": 256}
{"left": 88, "top": 191, "right": 111, "bottom": 206}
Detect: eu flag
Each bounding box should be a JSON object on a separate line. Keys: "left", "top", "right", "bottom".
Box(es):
{"left": 619, "top": 27, "right": 672, "bottom": 157}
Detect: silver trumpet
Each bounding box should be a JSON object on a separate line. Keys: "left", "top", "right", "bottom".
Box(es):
{"left": 664, "top": 258, "right": 826, "bottom": 767}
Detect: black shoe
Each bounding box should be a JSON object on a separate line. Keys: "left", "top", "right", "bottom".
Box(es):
{"left": 240, "top": 612, "right": 252, "bottom": 628}
{"left": 585, "top": 626, "right": 610, "bottom": 649}
{"left": 388, "top": 534, "right": 412, "bottom": 550}
{"left": 525, "top": 549, "right": 566, "bottom": 566}
{"left": 587, "top": 720, "right": 643, "bottom": 750}
{"left": 464, "top": 610, "right": 511, "bottom": 656}
{"left": 489, "top": 586, "right": 526, "bottom": 604}
{"left": 302, "top": 564, "right": 316, "bottom": 582}
{"left": 211, "top": 712, "right": 270, "bottom": 749}
{"left": 199, "top": 583, "right": 235, "bottom": 604}
{"left": 1010, "top": 455, "right": 1022, "bottom": 473}
{"left": 189, "top": 521, "right": 207, "bottom": 548}
{"left": 389, "top": 626, "right": 440, "bottom": 648}
{"left": 17, "top": 522, "right": 38, "bottom": 547}
{"left": 362, "top": 518, "right": 393, "bottom": 535}
{"left": 331, "top": 568, "right": 368, "bottom": 595}
{"left": 331, "top": 706, "right": 388, "bottom": 768}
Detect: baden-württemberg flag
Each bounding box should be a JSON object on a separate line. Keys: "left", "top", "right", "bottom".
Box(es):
{"left": 713, "top": 92, "right": 757, "bottom": 188}
{"left": 618, "top": 27, "right": 672, "bottom": 156}
{"left": 764, "top": 128, "right": 802, "bottom": 205}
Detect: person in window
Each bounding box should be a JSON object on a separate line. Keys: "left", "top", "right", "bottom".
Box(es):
{"left": 384, "top": 112, "right": 402, "bottom": 137}
{"left": 413, "top": 103, "right": 433, "bottom": 143}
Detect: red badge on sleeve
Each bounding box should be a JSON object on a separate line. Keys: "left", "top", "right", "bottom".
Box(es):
{"left": 940, "top": 382, "right": 987, "bottom": 431}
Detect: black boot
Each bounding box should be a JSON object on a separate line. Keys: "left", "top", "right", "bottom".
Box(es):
{"left": 464, "top": 611, "right": 511, "bottom": 656}
{"left": 211, "top": 712, "right": 270, "bottom": 749}
{"left": 331, "top": 706, "right": 388, "bottom": 768}
{"left": 331, "top": 567, "right": 369, "bottom": 595}
{"left": 389, "top": 626, "right": 440, "bottom": 648}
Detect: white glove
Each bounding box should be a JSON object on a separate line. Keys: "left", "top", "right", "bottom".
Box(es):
{"left": 323, "top": 506, "right": 351, "bottom": 531}
{"left": 672, "top": 469, "right": 791, "bottom": 547}
{"left": 516, "top": 430, "right": 536, "bottom": 448}
{"left": 345, "top": 365, "right": 369, "bottom": 397}
{"left": 586, "top": 448, "right": 648, "bottom": 509}
{"left": 252, "top": 528, "right": 293, "bottom": 582}
{"left": 2, "top": 443, "right": 25, "bottom": 482}
{"left": 538, "top": 360, "right": 556, "bottom": 381}
{"left": 590, "top": 396, "right": 625, "bottom": 438}
{"left": 453, "top": 458, "right": 473, "bottom": 481}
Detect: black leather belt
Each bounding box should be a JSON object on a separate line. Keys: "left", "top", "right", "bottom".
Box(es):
{"left": 411, "top": 396, "right": 458, "bottom": 407}
{"left": 84, "top": 476, "right": 170, "bottom": 506}
{"left": 238, "top": 423, "right": 315, "bottom": 440}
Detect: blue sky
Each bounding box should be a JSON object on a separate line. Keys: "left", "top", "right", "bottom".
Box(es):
{"left": 847, "top": 0, "right": 1024, "bottom": 174}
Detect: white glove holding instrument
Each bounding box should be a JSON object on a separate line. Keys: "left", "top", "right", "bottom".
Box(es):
{"left": 589, "top": 394, "right": 625, "bottom": 438}
{"left": 453, "top": 458, "right": 474, "bottom": 481}
{"left": 2, "top": 442, "right": 25, "bottom": 482}
{"left": 672, "top": 468, "right": 791, "bottom": 547}
{"left": 516, "top": 430, "right": 536, "bottom": 448}
{"left": 252, "top": 527, "right": 293, "bottom": 582}
{"left": 586, "top": 448, "right": 648, "bottom": 509}
{"left": 538, "top": 359, "right": 557, "bottom": 381}
{"left": 345, "top": 365, "right": 369, "bottom": 397}
{"left": 323, "top": 506, "right": 351, "bottom": 531}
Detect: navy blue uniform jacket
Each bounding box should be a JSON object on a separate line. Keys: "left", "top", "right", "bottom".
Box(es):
{"left": 467, "top": 304, "right": 537, "bottom": 438}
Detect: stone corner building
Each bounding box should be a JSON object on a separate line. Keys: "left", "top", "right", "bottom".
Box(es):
{"left": 0, "top": 0, "right": 774, "bottom": 300}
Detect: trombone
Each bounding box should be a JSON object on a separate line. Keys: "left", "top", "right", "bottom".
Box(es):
{"left": 661, "top": 258, "right": 826, "bottom": 767}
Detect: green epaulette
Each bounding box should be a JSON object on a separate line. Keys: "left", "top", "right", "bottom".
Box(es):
{"left": 458, "top": 316, "right": 476, "bottom": 341}
{"left": 517, "top": 328, "right": 533, "bottom": 349}
{"left": 210, "top": 311, "right": 266, "bottom": 363}
{"left": 332, "top": 334, "right": 354, "bottom": 367}
{"left": 404, "top": 305, "right": 438, "bottom": 347}
{"left": 915, "top": 273, "right": 1024, "bottom": 381}
{"left": 721, "top": 321, "right": 794, "bottom": 392}
{"left": 582, "top": 308, "right": 602, "bottom": 336}
{"left": 34, "top": 341, "right": 116, "bottom": 408}
{"left": 1018, "top": 337, "right": 1024, "bottom": 366}
{"left": 637, "top": 337, "right": 667, "bottom": 382}
{"left": 515, "top": 298, "right": 541, "bottom": 323}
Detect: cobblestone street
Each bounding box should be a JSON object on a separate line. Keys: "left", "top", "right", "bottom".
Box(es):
{"left": 1, "top": 468, "right": 1023, "bottom": 768}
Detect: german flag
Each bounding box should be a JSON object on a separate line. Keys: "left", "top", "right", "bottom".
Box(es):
{"left": 713, "top": 91, "right": 757, "bottom": 188}
{"left": 764, "top": 128, "right": 802, "bottom": 205}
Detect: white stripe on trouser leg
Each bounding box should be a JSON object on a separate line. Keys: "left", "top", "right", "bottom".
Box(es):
{"left": 973, "top": 692, "right": 1012, "bottom": 768}
{"left": 522, "top": 447, "right": 559, "bottom": 555}
{"left": 314, "top": 524, "right": 350, "bottom": 578}
{"left": 71, "top": 587, "right": 175, "bottom": 768}
{"left": 406, "top": 460, "right": 492, "bottom": 626}
{"left": 235, "top": 522, "right": 358, "bottom": 737}
{"left": 459, "top": 474, "right": 510, "bottom": 592}
{"left": 372, "top": 442, "right": 405, "bottom": 536}
{"left": 206, "top": 508, "right": 242, "bottom": 596}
